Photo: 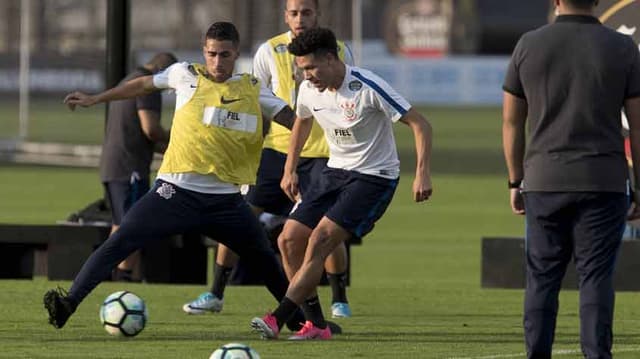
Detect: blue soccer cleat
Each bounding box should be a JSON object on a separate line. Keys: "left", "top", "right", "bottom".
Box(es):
{"left": 331, "top": 302, "right": 352, "bottom": 318}
{"left": 182, "top": 292, "right": 223, "bottom": 314}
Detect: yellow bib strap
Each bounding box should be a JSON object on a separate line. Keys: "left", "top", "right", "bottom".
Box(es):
{"left": 262, "top": 34, "right": 348, "bottom": 158}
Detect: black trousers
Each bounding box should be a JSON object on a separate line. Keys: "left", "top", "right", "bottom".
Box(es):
{"left": 68, "top": 180, "right": 289, "bottom": 306}
{"left": 523, "top": 192, "right": 627, "bottom": 359}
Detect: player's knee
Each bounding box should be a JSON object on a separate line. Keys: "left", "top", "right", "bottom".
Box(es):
{"left": 308, "top": 229, "right": 334, "bottom": 254}
{"left": 277, "top": 230, "right": 303, "bottom": 256}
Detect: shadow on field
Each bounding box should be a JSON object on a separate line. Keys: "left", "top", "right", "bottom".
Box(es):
{"left": 341, "top": 332, "right": 640, "bottom": 345}
{"left": 352, "top": 331, "right": 522, "bottom": 343}
{"left": 399, "top": 148, "right": 506, "bottom": 175}
{"left": 40, "top": 331, "right": 262, "bottom": 343}
{"left": 39, "top": 331, "right": 640, "bottom": 346}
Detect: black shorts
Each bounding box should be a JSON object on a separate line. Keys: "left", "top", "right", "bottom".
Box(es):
{"left": 103, "top": 177, "right": 150, "bottom": 225}
{"left": 289, "top": 167, "right": 398, "bottom": 238}
{"left": 246, "top": 148, "right": 328, "bottom": 215}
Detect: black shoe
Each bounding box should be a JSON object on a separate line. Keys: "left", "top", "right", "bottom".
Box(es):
{"left": 327, "top": 320, "right": 343, "bottom": 335}
{"left": 43, "top": 287, "right": 75, "bottom": 329}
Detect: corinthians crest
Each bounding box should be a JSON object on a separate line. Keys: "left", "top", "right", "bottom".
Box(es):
{"left": 156, "top": 182, "right": 176, "bottom": 199}
{"left": 340, "top": 102, "right": 357, "bottom": 121}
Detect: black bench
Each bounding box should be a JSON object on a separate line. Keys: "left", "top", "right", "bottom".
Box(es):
{"left": 0, "top": 224, "right": 207, "bottom": 284}
{"left": 0, "top": 223, "right": 359, "bottom": 285}
{"left": 481, "top": 236, "right": 640, "bottom": 291}
{"left": 0, "top": 224, "right": 109, "bottom": 280}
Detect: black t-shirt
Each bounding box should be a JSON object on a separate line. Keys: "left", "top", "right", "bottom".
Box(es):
{"left": 504, "top": 15, "right": 640, "bottom": 192}
{"left": 100, "top": 68, "right": 162, "bottom": 182}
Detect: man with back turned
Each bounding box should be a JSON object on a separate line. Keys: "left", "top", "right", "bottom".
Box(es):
{"left": 503, "top": 0, "right": 640, "bottom": 357}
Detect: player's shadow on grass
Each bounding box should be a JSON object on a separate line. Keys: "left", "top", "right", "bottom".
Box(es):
{"left": 342, "top": 331, "right": 523, "bottom": 344}
{"left": 41, "top": 332, "right": 640, "bottom": 346}
{"left": 41, "top": 330, "right": 266, "bottom": 343}
{"left": 343, "top": 332, "right": 640, "bottom": 345}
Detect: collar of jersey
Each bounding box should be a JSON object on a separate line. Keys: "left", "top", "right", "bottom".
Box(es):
{"left": 555, "top": 15, "right": 600, "bottom": 24}
{"left": 193, "top": 66, "right": 242, "bottom": 84}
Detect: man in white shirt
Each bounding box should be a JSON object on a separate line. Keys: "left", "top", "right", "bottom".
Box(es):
{"left": 43, "top": 22, "right": 306, "bottom": 333}
{"left": 251, "top": 27, "right": 433, "bottom": 340}
{"left": 184, "top": 0, "right": 356, "bottom": 321}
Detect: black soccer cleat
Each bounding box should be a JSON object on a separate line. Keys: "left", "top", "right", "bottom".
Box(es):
{"left": 326, "top": 320, "right": 343, "bottom": 335}
{"left": 43, "top": 287, "right": 75, "bottom": 329}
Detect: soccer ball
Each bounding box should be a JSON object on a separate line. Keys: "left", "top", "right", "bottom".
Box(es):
{"left": 210, "top": 343, "right": 260, "bottom": 359}
{"left": 99, "top": 291, "right": 148, "bottom": 337}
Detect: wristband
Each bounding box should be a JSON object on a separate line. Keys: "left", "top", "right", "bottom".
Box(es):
{"left": 508, "top": 179, "right": 522, "bottom": 189}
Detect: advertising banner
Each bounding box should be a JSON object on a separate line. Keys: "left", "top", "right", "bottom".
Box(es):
{"left": 597, "top": 0, "right": 640, "bottom": 46}
{"left": 384, "top": 0, "right": 454, "bottom": 57}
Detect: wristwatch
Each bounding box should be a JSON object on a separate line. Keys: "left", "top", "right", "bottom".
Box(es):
{"left": 508, "top": 179, "right": 522, "bottom": 189}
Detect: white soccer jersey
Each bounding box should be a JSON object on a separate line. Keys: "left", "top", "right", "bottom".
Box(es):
{"left": 151, "top": 62, "right": 288, "bottom": 193}
{"left": 296, "top": 65, "right": 411, "bottom": 179}
{"left": 253, "top": 31, "right": 355, "bottom": 93}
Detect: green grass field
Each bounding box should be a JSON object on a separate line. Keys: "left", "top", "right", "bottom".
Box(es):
{"left": 0, "top": 105, "right": 639, "bottom": 358}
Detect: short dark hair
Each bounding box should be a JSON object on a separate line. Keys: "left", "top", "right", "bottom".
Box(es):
{"left": 287, "top": 27, "right": 338, "bottom": 58}
{"left": 285, "top": 0, "right": 319, "bottom": 10}
{"left": 564, "top": 0, "right": 598, "bottom": 9}
{"left": 204, "top": 22, "right": 240, "bottom": 47}
{"left": 146, "top": 52, "right": 177, "bottom": 72}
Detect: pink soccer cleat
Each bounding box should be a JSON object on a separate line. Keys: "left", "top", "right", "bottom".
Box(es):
{"left": 288, "top": 320, "right": 332, "bottom": 340}
{"left": 251, "top": 313, "right": 280, "bottom": 339}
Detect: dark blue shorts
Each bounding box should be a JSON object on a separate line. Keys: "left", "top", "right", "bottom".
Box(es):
{"left": 103, "top": 177, "right": 150, "bottom": 225}
{"left": 289, "top": 167, "right": 398, "bottom": 238}
{"left": 68, "top": 179, "right": 289, "bottom": 303}
{"left": 246, "top": 148, "right": 328, "bottom": 215}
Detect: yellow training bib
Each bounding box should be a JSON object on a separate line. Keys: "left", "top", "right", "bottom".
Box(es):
{"left": 159, "top": 65, "right": 263, "bottom": 185}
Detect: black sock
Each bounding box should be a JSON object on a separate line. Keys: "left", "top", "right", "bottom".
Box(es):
{"left": 112, "top": 268, "right": 133, "bottom": 282}
{"left": 301, "top": 295, "right": 327, "bottom": 329}
{"left": 327, "top": 272, "right": 348, "bottom": 304}
{"left": 285, "top": 307, "right": 306, "bottom": 332}
{"left": 273, "top": 296, "right": 299, "bottom": 330}
{"left": 210, "top": 263, "right": 233, "bottom": 299}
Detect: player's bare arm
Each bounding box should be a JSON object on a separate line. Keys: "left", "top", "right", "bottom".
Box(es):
{"left": 400, "top": 108, "right": 433, "bottom": 203}
{"left": 502, "top": 91, "right": 527, "bottom": 215}
{"left": 63, "top": 76, "right": 157, "bottom": 111}
{"left": 625, "top": 96, "right": 640, "bottom": 220}
{"left": 281, "top": 116, "right": 313, "bottom": 202}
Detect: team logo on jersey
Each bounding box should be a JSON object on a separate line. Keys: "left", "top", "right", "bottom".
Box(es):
{"left": 340, "top": 101, "right": 357, "bottom": 121}
{"left": 348, "top": 80, "right": 363, "bottom": 91}
{"left": 156, "top": 182, "right": 176, "bottom": 200}
{"left": 274, "top": 43, "right": 288, "bottom": 53}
